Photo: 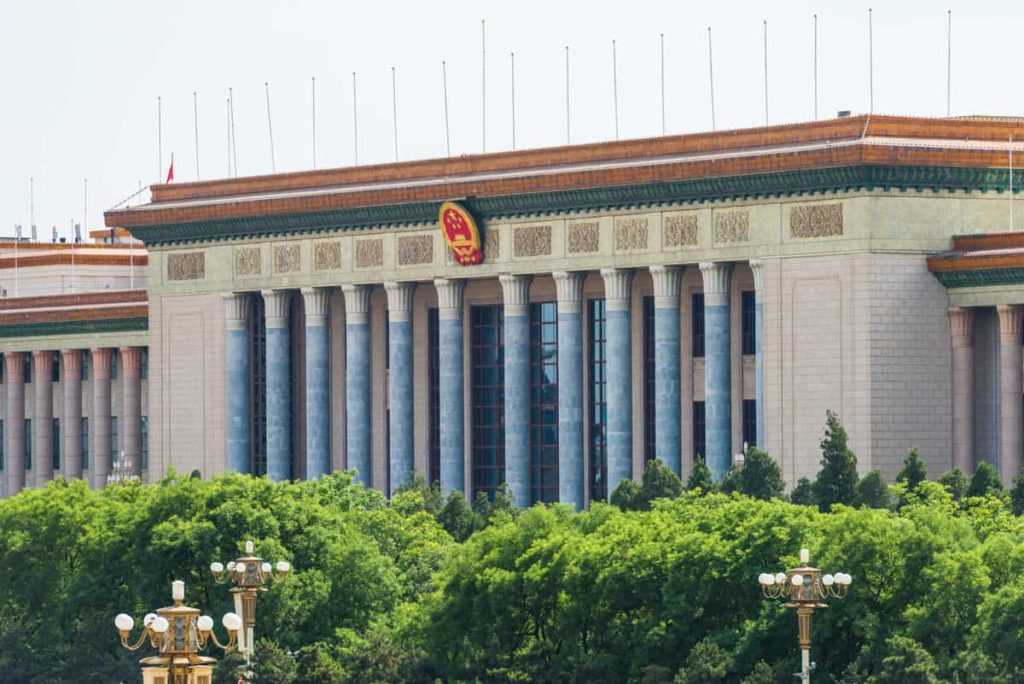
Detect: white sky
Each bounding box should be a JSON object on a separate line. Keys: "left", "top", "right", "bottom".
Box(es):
{"left": 1, "top": 0, "right": 1022, "bottom": 237}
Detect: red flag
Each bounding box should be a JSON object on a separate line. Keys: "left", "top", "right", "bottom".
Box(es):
{"left": 165, "top": 154, "right": 175, "bottom": 183}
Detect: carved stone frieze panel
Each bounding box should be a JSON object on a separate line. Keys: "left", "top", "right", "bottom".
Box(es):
{"left": 513, "top": 225, "right": 552, "bottom": 258}
{"left": 790, "top": 203, "right": 844, "bottom": 238}
{"left": 567, "top": 222, "right": 600, "bottom": 254}
{"left": 614, "top": 216, "right": 649, "bottom": 251}
{"left": 273, "top": 244, "right": 301, "bottom": 274}
{"left": 355, "top": 238, "right": 383, "bottom": 269}
{"left": 314, "top": 241, "right": 342, "bottom": 271}
{"left": 713, "top": 210, "right": 750, "bottom": 244}
{"left": 234, "top": 247, "right": 261, "bottom": 276}
{"left": 397, "top": 234, "right": 434, "bottom": 266}
{"left": 167, "top": 252, "right": 205, "bottom": 281}
{"left": 663, "top": 213, "right": 699, "bottom": 248}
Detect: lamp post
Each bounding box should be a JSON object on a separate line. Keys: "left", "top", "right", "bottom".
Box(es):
{"left": 758, "top": 548, "right": 852, "bottom": 683}
{"left": 210, "top": 540, "right": 290, "bottom": 661}
{"left": 114, "top": 579, "right": 241, "bottom": 684}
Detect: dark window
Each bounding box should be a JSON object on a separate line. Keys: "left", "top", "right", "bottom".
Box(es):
{"left": 529, "top": 302, "right": 559, "bottom": 504}
{"left": 692, "top": 293, "right": 705, "bottom": 358}
{"left": 141, "top": 416, "right": 149, "bottom": 470}
{"left": 427, "top": 308, "right": 441, "bottom": 486}
{"left": 0, "top": 420, "right": 4, "bottom": 471}
{"left": 52, "top": 418, "right": 61, "bottom": 470}
{"left": 0, "top": 353, "right": 4, "bottom": 383}
{"left": 111, "top": 417, "right": 119, "bottom": 466}
{"left": 23, "top": 355, "right": 32, "bottom": 384}
{"left": 643, "top": 296, "right": 656, "bottom": 462}
{"left": 52, "top": 352, "right": 60, "bottom": 383}
{"left": 250, "top": 294, "right": 267, "bottom": 476}
{"left": 110, "top": 351, "right": 119, "bottom": 380}
{"left": 24, "top": 419, "right": 31, "bottom": 470}
{"left": 140, "top": 349, "right": 148, "bottom": 380}
{"left": 288, "top": 294, "right": 300, "bottom": 481}
{"left": 741, "top": 291, "right": 756, "bottom": 356}
{"left": 471, "top": 305, "right": 505, "bottom": 499}
{"left": 81, "top": 353, "right": 90, "bottom": 381}
{"left": 743, "top": 399, "right": 757, "bottom": 448}
{"left": 384, "top": 310, "right": 390, "bottom": 490}
{"left": 81, "top": 418, "right": 89, "bottom": 470}
{"left": 693, "top": 402, "right": 706, "bottom": 462}
{"left": 589, "top": 299, "right": 608, "bottom": 502}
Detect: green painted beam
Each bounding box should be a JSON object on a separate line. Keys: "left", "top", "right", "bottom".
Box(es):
{"left": 0, "top": 316, "right": 149, "bottom": 339}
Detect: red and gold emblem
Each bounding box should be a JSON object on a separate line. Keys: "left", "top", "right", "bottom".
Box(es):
{"left": 438, "top": 201, "right": 483, "bottom": 266}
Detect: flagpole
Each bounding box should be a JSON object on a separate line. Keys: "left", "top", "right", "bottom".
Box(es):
{"left": 311, "top": 76, "right": 317, "bottom": 169}
{"left": 352, "top": 71, "right": 359, "bottom": 165}
{"left": 612, "top": 39, "right": 620, "bottom": 140}
{"left": 229, "top": 87, "right": 238, "bottom": 176}
{"left": 391, "top": 66, "right": 399, "bottom": 162}
{"left": 442, "top": 60, "right": 451, "bottom": 157}
{"left": 157, "top": 96, "right": 163, "bottom": 182}
{"left": 813, "top": 14, "right": 819, "bottom": 120}
{"left": 511, "top": 52, "right": 517, "bottom": 150}
{"left": 83, "top": 178, "right": 88, "bottom": 235}
{"left": 194, "top": 91, "right": 201, "bottom": 180}
{"left": 481, "top": 18, "right": 486, "bottom": 153}
{"left": 29, "top": 177, "right": 34, "bottom": 236}
{"left": 565, "top": 45, "right": 571, "bottom": 144}
{"left": 708, "top": 27, "right": 716, "bottom": 131}
{"left": 763, "top": 19, "right": 769, "bottom": 125}
{"left": 226, "top": 97, "right": 232, "bottom": 177}
{"left": 265, "top": 82, "right": 276, "bottom": 172}
{"left": 660, "top": 33, "right": 666, "bottom": 135}
{"left": 946, "top": 9, "right": 952, "bottom": 117}
{"left": 868, "top": 8, "right": 874, "bottom": 114}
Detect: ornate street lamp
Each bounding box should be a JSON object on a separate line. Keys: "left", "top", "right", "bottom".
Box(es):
{"left": 210, "top": 540, "right": 290, "bottom": 660}
{"left": 114, "top": 579, "right": 241, "bottom": 684}
{"left": 758, "top": 548, "right": 852, "bottom": 683}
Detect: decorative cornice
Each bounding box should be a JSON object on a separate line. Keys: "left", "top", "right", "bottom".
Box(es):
{"left": 932, "top": 268, "right": 1024, "bottom": 289}
{"left": 433, "top": 279, "right": 466, "bottom": 319}
{"left": 499, "top": 274, "right": 532, "bottom": 317}
{"left": 0, "top": 316, "right": 148, "bottom": 340}
{"left": 116, "top": 165, "right": 1024, "bottom": 247}
{"left": 600, "top": 269, "right": 634, "bottom": 311}
{"left": 700, "top": 262, "right": 733, "bottom": 306}
{"left": 383, "top": 282, "right": 416, "bottom": 322}
{"left": 553, "top": 271, "right": 586, "bottom": 314}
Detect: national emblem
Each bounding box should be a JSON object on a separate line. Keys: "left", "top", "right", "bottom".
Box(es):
{"left": 438, "top": 201, "right": 483, "bottom": 265}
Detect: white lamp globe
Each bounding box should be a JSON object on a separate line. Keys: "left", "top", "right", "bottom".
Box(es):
{"left": 210, "top": 561, "right": 224, "bottom": 574}
{"left": 151, "top": 617, "right": 169, "bottom": 633}
{"left": 822, "top": 574, "right": 835, "bottom": 586}
{"left": 775, "top": 572, "right": 786, "bottom": 585}
{"left": 143, "top": 612, "right": 157, "bottom": 627}
{"left": 197, "top": 615, "right": 214, "bottom": 632}
{"left": 757, "top": 573, "right": 767, "bottom": 585}
{"left": 791, "top": 574, "right": 804, "bottom": 586}
{"left": 840, "top": 573, "right": 853, "bottom": 585}
{"left": 114, "top": 614, "right": 134, "bottom": 631}
{"left": 261, "top": 562, "right": 272, "bottom": 574}
{"left": 223, "top": 612, "right": 243, "bottom": 632}
{"left": 227, "top": 561, "right": 236, "bottom": 572}
{"left": 236, "top": 562, "right": 247, "bottom": 575}
{"left": 276, "top": 560, "right": 291, "bottom": 573}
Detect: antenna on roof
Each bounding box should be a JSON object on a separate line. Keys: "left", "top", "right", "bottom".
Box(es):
{"left": 30, "top": 224, "right": 37, "bottom": 242}
{"left": 707, "top": 27, "right": 716, "bottom": 131}
{"left": 225, "top": 96, "right": 233, "bottom": 177}
{"left": 565, "top": 45, "right": 571, "bottom": 144}
{"left": 229, "top": 87, "right": 239, "bottom": 176}
{"left": 352, "top": 71, "right": 359, "bottom": 165}
{"left": 194, "top": 91, "right": 200, "bottom": 180}
{"left": 391, "top": 66, "right": 399, "bottom": 162}
{"left": 265, "top": 82, "right": 276, "bottom": 172}
{"left": 868, "top": 8, "right": 874, "bottom": 114}
{"left": 660, "top": 34, "right": 666, "bottom": 135}
{"left": 74, "top": 222, "right": 81, "bottom": 244}
{"left": 481, "top": 19, "right": 486, "bottom": 153}
{"left": 510, "top": 51, "right": 517, "bottom": 150}
{"left": 442, "top": 60, "right": 451, "bottom": 157}
{"left": 612, "top": 39, "right": 620, "bottom": 140}
{"left": 813, "top": 14, "right": 819, "bottom": 119}
{"left": 946, "top": 9, "right": 952, "bottom": 117}
{"left": 763, "top": 20, "right": 769, "bottom": 125}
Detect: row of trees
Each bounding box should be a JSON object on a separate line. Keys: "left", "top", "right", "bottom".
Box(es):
{"left": 3, "top": 411, "right": 1024, "bottom": 682}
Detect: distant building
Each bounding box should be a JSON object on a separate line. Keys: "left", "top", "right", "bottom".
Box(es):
{"left": 2, "top": 114, "right": 1022, "bottom": 507}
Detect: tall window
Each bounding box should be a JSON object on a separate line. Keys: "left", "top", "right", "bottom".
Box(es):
{"left": 24, "top": 419, "right": 31, "bottom": 471}
{"left": 81, "top": 353, "right": 91, "bottom": 381}
{"left": 384, "top": 310, "right": 390, "bottom": 489}
{"left": 0, "top": 353, "right": 4, "bottom": 383}
{"left": 741, "top": 291, "right": 756, "bottom": 356}
{"left": 589, "top": 299, "right": 608, "bottom": 502}
{"left": 52, "top": 418, "right": 61, "bottom": 471}
{"left": 693, "top": 402, "right": 706, "bottom": 462}
{"left": 141, "top": 416, "right": 149, "bottom": 470}
{"left": 110, "top": 351, "right": 119, "bottom": 380}
{"left": 140, "top": 349, "right": 149, "bottom": 380}
{"left": 111, "top": 417, "right": 119, "bottom": 465}
{"left": 427, "top": 308, "right": 441, "bottom": 486}
{"left": 81, "top": 418, "right": 89, "bottom": 470}
{"left": 23, "top": 355, "right": 32, "bottom": 384}
{"left": 643, "top": 296, "right": 656, "bottom": 461}
{"left": 51, "top": 352, "right": 60, "bottom": 382}
{"left": 692, "top": 293, "right": 705, "bottom": 358}
{"left": 471, "top": 305, "right": 505, "bottom": 499}
{"left": 0, "top": 420, "right": 5, "bottom": 472}
{"left": 250, "top": 294, "right": 267, "bottom": 476}
{"left": 742, "top": 400, "right": 757, "bottom": 448}
{"left": 529, "top": 302, "right": 559, "bottom": 504}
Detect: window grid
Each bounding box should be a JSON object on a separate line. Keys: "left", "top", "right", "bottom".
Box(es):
{"left": 111, "top": 417, "right": 119, "bottom": 466}
{"left": 24, "top": 419, "right": 31, "bottom": 471}
{"left": 51, "top": 352, "right": 60, "bottom": 383}
{"left": 23, "top": 355, "right": 32, "bottom": 384}
{"left": 741, "top": 291, "right": 757, "bottom": 356}
{"left": 692, "top": 292, "right": 705, "bottom": 358}
{"left": 81, "top": 353, "right": 90, "bottom": 381}
{"left": 81, "top": 418, "right": 89, "bottom": 470}
{"left": 110, "top": 351, "right": 119, "bottom": 380}
{"left": 250, "top": 294, "right": 268, "bottom": 476}
{"left": 589, "top": 299, "right": 608, "bottom": 502}
{"left": 471, "top": 305, "right": 505, "bottom": 499}
{"left": 643, "top": 296, "right": 656, "bottom": 462}
{"left": 427, "top": 308, "right": 441, "bottom": 486}
{"left": 693, "top": 402, "right": 706, "bottom": 463}
{"left": 52, "top": 418, "right": 60, "bottom": 471}
{"left": 529, "top": 302, "right": 559, "bottom": 505}
{"left": 140, "top": 349, "right": 148, "bottom": 380}
{"left": 743, "top": 399, "right": 757, "bottom": 448}
{"left": 141, "top": 416, "right": 149, "bottom": 470}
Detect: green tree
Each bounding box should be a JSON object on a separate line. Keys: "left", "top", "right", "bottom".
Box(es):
{"left": 673, "top": 639, "right": 730, "bottom": 683}
{"left": 938, "top": 468, "right": 968, "bottom": 501}
{"left": 1011, "top": 474, "right": 1024, "bottom": 516}
{"left": 897, "top": 448, "right": 928, "bottom": 492}
{"left": 251, "top": 638, "right": 299, "bottom": 684}
{"left": 968, "top": 462, "right": 1003, "bottom": 498}
{"left": 641, "top": 459, "right": 684, "bottom": 505}
{"left": 296, "top": 642, "right": 345, "bottom": 683}
{"left": 438, "top": 491, "right": 475, "bottom": 542}
{"left": 856, "top": 470, "right": 893, "bottom": 509}
{"left": 686, "top": 460, "right": 715, "bottom": 494}
{"left": 610, "top": 478, "right": 644, "bottom": 511}
{"left": 734, "top": 448, "right": 785, "bottom": 500}
{"left": 812, "top": 410, "right": 859, "bottom": 511}
{"left": 868, "top": 636, "right": 941, "bottom": 684}
{"left": 789, "top": 477, "right": 815, "bottom": 506}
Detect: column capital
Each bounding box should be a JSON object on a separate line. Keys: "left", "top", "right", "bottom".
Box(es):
{"left": 699, "top": 261, "right": 733, "bottom": 306}
{"left": 91, "top": 347, "right": 112, "bottom": 375}
{"left": 384, "top": 281, "right": 417, "bottom": 322}
{"left": 553, "top": 271, "right": 586, "bottom": 314}
{"left": 341, "top": 284, "right": 372, "bottom": 325}
{"left": 3, "top": 351, "right": 22, "bottom": 380}
{"left": 262, "top": 289, "right": 291, "bottom": 329}
{"left": 949, "top": 307, "right": 975, "bottom": 349}
{"left": 997, "top": 304, "right": 1023, "bottom": 345}
{"left": 600, "top": 268, "right": 634, "bottom": 311}
{"left": 301, "top": 287, "right": 331, "bottom": 327}
{"left": 31, "top": 349, "right": 52, "bottom": 363}
{"left": 61, "top": 349, "right": 82, "bottom": 372}
{"left": 749, "top": 259, "right": 765, "bottom": 293}
{"left": 223, "top": 292, "right": 251, "bottom": 331}
{"left": 433, "top": 278, "right": 466, "bottom": 320}
{"left": 119, "top": 346, "right": 144, "bottom": 372}
{"left": 499, "top": 274, "right": 532, "bottom": 317}
{"left": 649, "top": 265, "right": 683, "bottom": 306}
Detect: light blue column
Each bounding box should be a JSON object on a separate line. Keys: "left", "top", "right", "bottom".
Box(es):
{"left": 224, "top": 294, "right": 252, "bottom": 474}
{"left": 500, "top": 274, "right": 532, "bottom": 507}
{"left": 601, "top": 269, "right": 633, "bottom": 498}
{"left": 750, "top": 260, "right": 766, "bottom": 448}
{"left": 343, "top": 285, "right": 372, "bottom": 486}
{"left": 385, "top": 282, "right": 416, "bottom": 496}
{"left": 650, "top": 266, "right": 683, "bottom": 476}
{"left": 262, "top": 290, "right": 292, "bottom": 482}
{"left": 554, "top": 271, "right": 585, "bottom": 510}
{"left": 302, "top": 288, "right": 331, "bottom": 479}
{"left": 700, "top": 262, "right": 733, "bottom": 480}
{"left": 435, "top": 279, "right": 466, "bottom": 496}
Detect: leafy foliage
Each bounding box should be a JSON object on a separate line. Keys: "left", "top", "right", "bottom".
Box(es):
{"left": 856, "top": 470, "right": 893, "bottom": 510}
{"left": 897, "top": 448, "right": 929, "bottom": 493}
{"left": 968, "top": 462, "right": 1003, "bottom": 498}
{"left": 813, "top": 410, "right": 859, "bottom": 511}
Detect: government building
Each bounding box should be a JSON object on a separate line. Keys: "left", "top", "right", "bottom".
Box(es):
{"left": 1, "top": 114, "right": 1022, "bottom": 508}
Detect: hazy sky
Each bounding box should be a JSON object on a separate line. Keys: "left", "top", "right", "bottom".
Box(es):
{"left": 1, "top": 1, "right": 1022, "bottom": 238}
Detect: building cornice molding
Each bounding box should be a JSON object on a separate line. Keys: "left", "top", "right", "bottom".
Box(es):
{"left": 0, "top": 316, "right": 148, "bottom": 340}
